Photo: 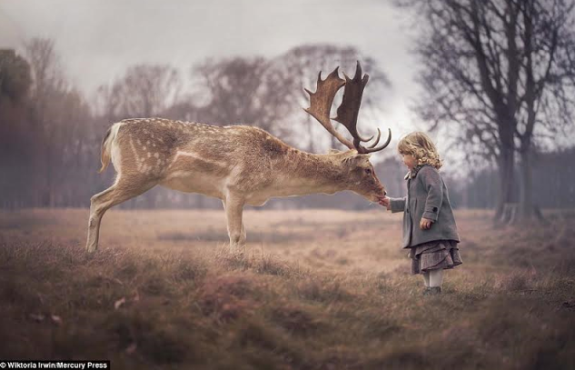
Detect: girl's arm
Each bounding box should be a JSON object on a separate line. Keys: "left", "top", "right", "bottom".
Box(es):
{"left": 420, "top": 167, "right": 443, "bottom": 221}
{"left": 388, "top": 197, "right": 406, "bottom": 213}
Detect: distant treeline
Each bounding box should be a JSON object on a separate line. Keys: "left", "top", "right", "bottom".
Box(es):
{"left": 461, "top": 148, "right": 575, "bottom": 210}
{"left": 0, "top": 40, "right": 574, "bottom": 210}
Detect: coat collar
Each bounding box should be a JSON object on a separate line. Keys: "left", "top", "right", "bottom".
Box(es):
{"left": 404, "top": 164, "right": 431, "bottom": 180}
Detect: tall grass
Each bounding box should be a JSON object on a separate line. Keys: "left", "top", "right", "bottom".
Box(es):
{"left": 0, "top": 209, "right": 574, "bottom": 369}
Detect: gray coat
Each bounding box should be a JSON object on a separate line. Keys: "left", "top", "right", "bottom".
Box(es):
{"left": 389, "top": 165, "right": 460, "bottom": 248}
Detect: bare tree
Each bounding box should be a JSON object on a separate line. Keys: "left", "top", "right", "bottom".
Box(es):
{"left": 0, "top": 49, "right": 32, "bottom": 209}
{"left": 24, "top": 38, "right": 92, "bottom": 207}
{"left": 191, "top": 57, "right": 291, "bottom": 136}
{"left": 94, "top": 83, "right": 123, "bottom": 123}
{"left": 103, "top": 64, "right": 181, "bottom": 118}
{"left": 0, "top": 49, "right": 31, "bottom": 103}
{"left": 515, "top": 0, "right": 575, "bottom": 220}
{"left": 399, "top": 0, "right": 575, "bottom": 223}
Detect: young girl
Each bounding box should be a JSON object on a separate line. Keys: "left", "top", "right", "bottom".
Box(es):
{"left": 379, "top": 132, "right": 462, "bottom": 295}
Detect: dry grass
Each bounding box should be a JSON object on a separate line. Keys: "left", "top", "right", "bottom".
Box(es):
{"left": 0, "top": 208, "right": 574, "bottom": 369}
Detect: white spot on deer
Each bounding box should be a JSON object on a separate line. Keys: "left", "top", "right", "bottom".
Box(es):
{"left": 154, "top": 153, "right": 159, "bottom": 158}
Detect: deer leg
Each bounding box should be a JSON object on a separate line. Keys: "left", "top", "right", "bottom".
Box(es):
{"left": 223, "top": 195, "right": 246, "bottom": 254}
{"left": 86, "top": 177, "right": 156, "bottom": 253}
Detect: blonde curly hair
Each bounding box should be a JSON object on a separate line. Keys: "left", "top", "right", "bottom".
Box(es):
{"left": 397, "top": 132, "right": 443, "bottom": 169}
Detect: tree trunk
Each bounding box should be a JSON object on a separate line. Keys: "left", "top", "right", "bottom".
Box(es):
{"left": 519, "top": 148, "right": 532, "bottom": 220}
{"left": 41, "top": 138, "right": 55, "bottom": 208}
{"left": 518, "top": 147, "right": 544, "bottom": 223}
{"left": 494, "top": 146, "right": 515, "bottom": 223}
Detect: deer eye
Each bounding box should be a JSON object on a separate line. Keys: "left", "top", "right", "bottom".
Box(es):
{"left": 364, "top": 168, "right": 372, "bottom": 175}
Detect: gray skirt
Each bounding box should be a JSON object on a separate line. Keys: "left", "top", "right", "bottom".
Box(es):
{"left": 409, "top": 240, "right": 463, "bottom": 275}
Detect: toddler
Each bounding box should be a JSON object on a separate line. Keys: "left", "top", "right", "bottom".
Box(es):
{"left": 380, "top": 132, "right": 462, "bottom": 295}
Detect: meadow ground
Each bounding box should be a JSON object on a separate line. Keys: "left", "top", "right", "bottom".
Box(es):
{"left": 0, "top": 208, "right": 574, "bottom": 370}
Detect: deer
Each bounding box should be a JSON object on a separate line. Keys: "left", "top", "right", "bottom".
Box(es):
{"left": 86, "top": 62, "right": 391, "bottom": 254}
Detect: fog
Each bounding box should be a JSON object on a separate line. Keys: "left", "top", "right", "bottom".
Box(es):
{"left": 0, "top": 0, "right": 422, "bottom": 138}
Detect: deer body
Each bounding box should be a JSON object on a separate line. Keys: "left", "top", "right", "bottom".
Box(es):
{"left": 108, "top": 118, "right": 377, "bottom": 202}
{"left": 86, "top": 63, "right": 391, "bottom": 253}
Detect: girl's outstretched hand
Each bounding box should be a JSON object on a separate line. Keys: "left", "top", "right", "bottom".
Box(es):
{"left": 378, "top": 196, "right": 390, "bottom": 210}
{"left": 420, "top": 218, "right": 433, "bottom": 230}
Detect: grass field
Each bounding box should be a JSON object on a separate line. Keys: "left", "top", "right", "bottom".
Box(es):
{"left": 1, "top": 208, "right": 574, "bottom": 369}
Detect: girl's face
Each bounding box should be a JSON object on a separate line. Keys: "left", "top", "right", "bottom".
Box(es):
{"left": 401, "top": 153, "right": 417, "bottom": 170}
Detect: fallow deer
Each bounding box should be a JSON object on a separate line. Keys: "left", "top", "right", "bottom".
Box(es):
{"left": 86, "top": 62, "right": 391, "bottom": 253}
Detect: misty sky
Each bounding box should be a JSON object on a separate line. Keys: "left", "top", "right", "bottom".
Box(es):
{"left": 0, "top": 0, "right": 424, "bottom": 131}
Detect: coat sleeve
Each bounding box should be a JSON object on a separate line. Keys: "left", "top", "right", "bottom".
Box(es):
{"left": 420, "top": 167, "right": 443, "bottom": 222}
{"left": 388, "top": 197, "right": 406, "bottom": 213}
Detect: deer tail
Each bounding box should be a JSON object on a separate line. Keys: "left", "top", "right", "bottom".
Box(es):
{"left": 98, "top": 124, "right": 118, "bottom": 174}
{"left": 98, "top": 127, "right": 112, "bottom": 173}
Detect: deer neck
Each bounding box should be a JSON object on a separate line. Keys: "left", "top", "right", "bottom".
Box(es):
{"left": 272, "top": 149, "right": 349, "bottom": 196}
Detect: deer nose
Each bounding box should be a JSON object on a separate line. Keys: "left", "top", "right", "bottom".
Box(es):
{"left": 383, "top": 190, "right": 387, "bottom": 196}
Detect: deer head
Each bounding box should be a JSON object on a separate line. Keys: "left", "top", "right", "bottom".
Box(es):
{"left": 304, "top": 61, "right": 391, "bottom": 202}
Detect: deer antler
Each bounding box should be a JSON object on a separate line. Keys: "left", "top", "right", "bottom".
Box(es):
{"left": 304, "top": 68, "right": 354, "bottom": 150}
{"left": 334, "top": 62, "right": 372, "bottom": 146}
{"left": 304, "top": 62, "right": 391, "bottom": 154}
